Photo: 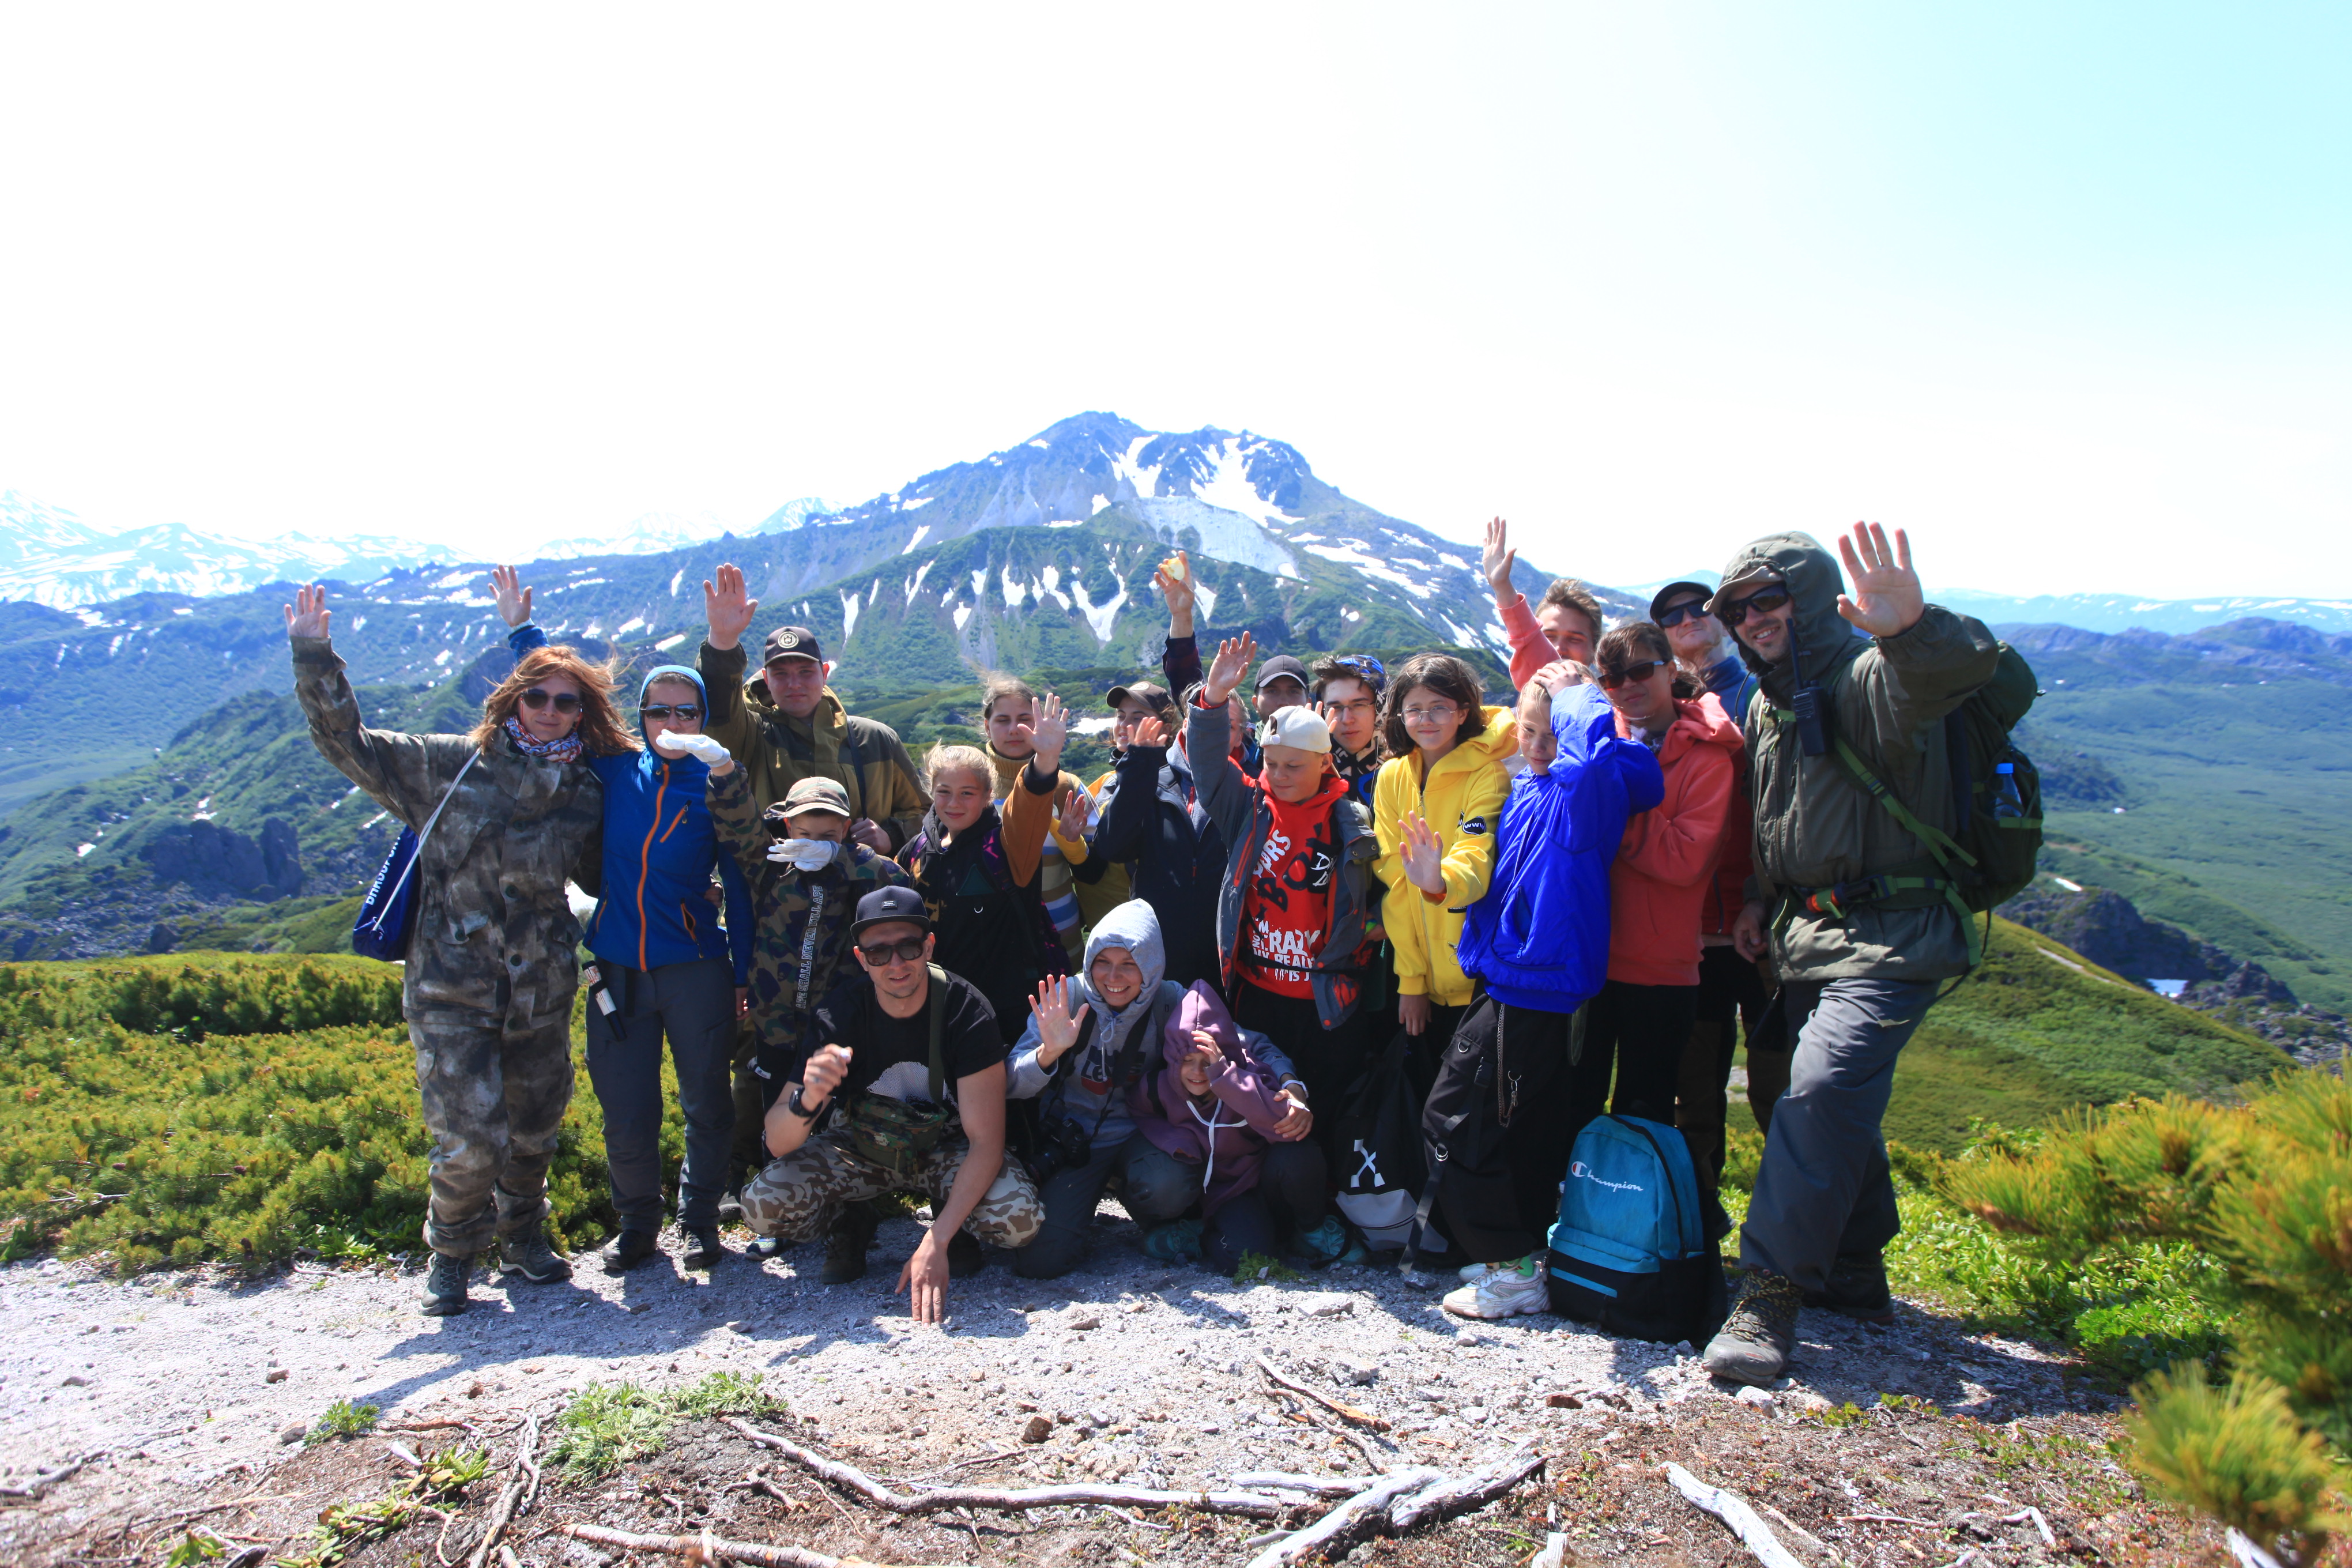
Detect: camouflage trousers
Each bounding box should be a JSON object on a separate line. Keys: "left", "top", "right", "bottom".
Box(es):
{"left": 410, "top": 1003, "right": 575, "bottom": 1258}
{"left": 740, "top": 1129, "right": 1044, "bottom": 1250}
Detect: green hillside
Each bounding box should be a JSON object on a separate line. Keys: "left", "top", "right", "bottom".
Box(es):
{"left": 1878, "top": 916, "right": 2291, "bottom": 1154}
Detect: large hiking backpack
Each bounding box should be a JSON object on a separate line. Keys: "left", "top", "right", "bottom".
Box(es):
{"left": 1546, "top": 1115, "right": 1728, "bottom": 1346}
{"left": 1330, "top": 1028, "right": 1435, "bottom": 1252}
{"left": 1810, "top": 640, "right": 2044, "bottom": 960}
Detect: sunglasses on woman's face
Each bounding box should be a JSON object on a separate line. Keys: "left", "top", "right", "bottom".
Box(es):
{"left": 1599, "top": 660, "right": 1667, "bottom": 689}
{"left": 1655, "top": 599, "right": 1712, "bottom": 629}
{"left": 521, "top": 688, "right": 583, "bottom": 715}
{"left": 1718, "top": 585, "right": 1792, "bottom": 627}
{"left": 640, "top": 704, "right": 701, "bottom": 722}
{"left": 857, "top": 936, "right": 928, "bottom": 966}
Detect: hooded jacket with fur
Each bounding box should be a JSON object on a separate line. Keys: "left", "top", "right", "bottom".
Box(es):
{"left": 1722, "top": 532, "right": 2001, "bottom": 981}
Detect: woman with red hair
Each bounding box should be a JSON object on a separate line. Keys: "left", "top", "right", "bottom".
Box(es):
{"left": 287, "top": 583, "right": 621, "bottom": 1316}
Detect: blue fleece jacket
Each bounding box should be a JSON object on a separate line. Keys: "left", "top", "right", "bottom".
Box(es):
{"left": 1456, "top": 683, "right": 1665, "bottom": 1013}
{"left": 510, "top": 625, "right": 752, "bottom": 980}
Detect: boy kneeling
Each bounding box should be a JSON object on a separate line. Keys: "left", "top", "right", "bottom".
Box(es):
{"left": 741, "top": 885, "right": 1044, "bottom": 1321}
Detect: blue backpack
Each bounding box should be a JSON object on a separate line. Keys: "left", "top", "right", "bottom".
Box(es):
{"left": 1546, "top": 1114, "right": 1729, "bottom": 1346}
{"left": 351, "top": 755, "right": 477, "bottom": 962}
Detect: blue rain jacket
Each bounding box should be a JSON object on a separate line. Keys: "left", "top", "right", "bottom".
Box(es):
{"left": 1457, "top": 683, "right": 1664, "bottom": 1013}
{"left": 510, "top": 625, "right": 752, "bottom": 979}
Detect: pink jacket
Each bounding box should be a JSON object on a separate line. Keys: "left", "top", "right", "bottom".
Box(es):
{"left": 1129, "top": 982, "right": 1289, "bottom": 1216}
{"left": 1499, "top": 594, "right": 1554, "bottom": 690}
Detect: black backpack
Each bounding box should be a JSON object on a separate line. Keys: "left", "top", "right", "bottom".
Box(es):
{"left": 1329, "top": 1028, "right": 1431, "bottom": 1253}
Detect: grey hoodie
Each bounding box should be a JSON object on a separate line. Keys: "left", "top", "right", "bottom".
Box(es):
{"left": 1010, "top": 899, "right": 1301, "bottom": 1152}
{"left": 1721, "top": 532, "right": 2000, "bottom": 981}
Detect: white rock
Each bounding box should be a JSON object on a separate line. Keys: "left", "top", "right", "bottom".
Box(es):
{"left": 1735, "top": 1385, "right": 1774, "bottom": 1408}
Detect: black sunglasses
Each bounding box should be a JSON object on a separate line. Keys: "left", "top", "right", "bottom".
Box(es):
{"left": 1654, "top": 599, "right": 1713, "bottom": 629}
{"left": 1599, "top": 660, "right": 1667, "bottom": 689}
{"left": 640, "top": 704, "right": 701, "bottom": 722}
{"left": 1718, "top": 585, "right": 1793, "bottom": 628}
{"left": 520, "top": 688, "right": 583, "bottom": 715}
{"left": 857, "top": 936, "right": 928, "bottom": 966}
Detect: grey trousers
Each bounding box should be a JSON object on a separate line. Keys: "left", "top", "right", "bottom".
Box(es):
{"left": 1737, "top": 977, "right": 1937, "bottom": 1294}
{"left": 583, "top": 958, "right": 738, "bottom": 1231}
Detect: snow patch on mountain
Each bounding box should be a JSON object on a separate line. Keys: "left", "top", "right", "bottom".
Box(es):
{"left": 1129, "top": 497, "right": 1301, "bottom": 581}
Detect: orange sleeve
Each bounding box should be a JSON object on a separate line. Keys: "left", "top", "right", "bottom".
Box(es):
{"left": 1000, "top": 761, "right": 1055, "bottom": 887}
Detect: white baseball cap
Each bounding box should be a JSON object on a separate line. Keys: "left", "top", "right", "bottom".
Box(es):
{"left": 1256, "top": 706, "right": 1333, "bottom": 754}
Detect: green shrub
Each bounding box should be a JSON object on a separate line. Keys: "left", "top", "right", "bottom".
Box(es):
{"left": 2128, "top": 1366, "right": 2347, "bottom": 1568}
{"left": 307, "top": 1398, "right": 380, "bottom": 1445}
{"left": 0, "top": 953, "right": 672, "bottom": 1271}
{"left": 551, "top": 1373, "right": 786, "bottom": 1479}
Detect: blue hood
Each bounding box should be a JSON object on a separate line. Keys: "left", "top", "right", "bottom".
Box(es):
{"left": 638, "top": 665, "right": 710, "bottom": 744}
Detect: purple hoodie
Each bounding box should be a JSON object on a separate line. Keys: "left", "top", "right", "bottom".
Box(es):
{"left": 1129, "top": 982, "right": 1290, "bottom": 1216}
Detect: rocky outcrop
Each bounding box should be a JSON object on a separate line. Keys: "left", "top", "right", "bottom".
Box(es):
{"left": 139, "top": 817, "right": 303, "bottom": 901}
{"left": 2000, "top": 887, "right": 2232, "bottom": 983}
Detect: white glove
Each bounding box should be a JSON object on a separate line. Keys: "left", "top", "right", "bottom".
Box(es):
{"left": 766, "top": 838, "right": 838, "bottom": 872}
{"left": 654, "top": 731, "right": 732, "bottom": 767}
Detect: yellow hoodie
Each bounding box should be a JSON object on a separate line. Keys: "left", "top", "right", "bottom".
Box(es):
{"left": 1373, "top": 704, "right": 1517, "bottom": 1007}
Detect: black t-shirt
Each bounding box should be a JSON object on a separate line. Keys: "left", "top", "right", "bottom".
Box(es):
{"left": 804, "top": 968, "right": 1003, "bottom": 1107}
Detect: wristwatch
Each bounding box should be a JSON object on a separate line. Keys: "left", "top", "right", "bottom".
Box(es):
{"left": 786, "top": 1085, "right": 825, "bottom": 1121}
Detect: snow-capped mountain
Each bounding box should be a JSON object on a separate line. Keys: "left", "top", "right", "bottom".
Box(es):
{"left": 0, "top": 491, "right": 457, "bottom": 609}
{"left": 1936, "top": 589, "right": 2352, "bottom": 637}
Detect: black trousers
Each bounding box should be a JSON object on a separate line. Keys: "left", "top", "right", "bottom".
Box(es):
{"left": 583, "top": 958, "right": 737, "bottom": 1231}
{"left": 1680, "top": 945, "right": 1772, "bottom": 1186}
{"left": 1423, "top": 998, "right": 1579, "bottom": 1265}
{"left": 1230, "top": 981, "right": 1373, "bottom": 1171}
{"left": 1565, "top": 979, "right": 1698, "bottom": 1145}
{"left": 1203, "top": 1140, "right": 1329, "bottom": 1274}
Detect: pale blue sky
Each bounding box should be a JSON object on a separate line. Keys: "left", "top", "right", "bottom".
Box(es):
{"left": 1, "top": 3, "right": 2343, "bottom": 597}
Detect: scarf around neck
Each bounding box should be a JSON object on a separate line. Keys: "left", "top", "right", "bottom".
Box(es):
{"left": 503, "top": 714, "right": 583, "bottom": 762}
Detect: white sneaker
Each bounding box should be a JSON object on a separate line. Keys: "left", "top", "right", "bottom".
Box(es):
{"left": 1441, "top": 1258, "right": 1548, "bottom": 1320}
{"left": 1458, "top": 1262, "right": 1488, "bottom": 1281}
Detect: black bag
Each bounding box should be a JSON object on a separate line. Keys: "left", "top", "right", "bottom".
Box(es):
{"left": 1331, "top": 1027, "right": 1431, "bottom": 1252}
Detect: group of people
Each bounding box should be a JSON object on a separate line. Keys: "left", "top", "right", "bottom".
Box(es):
{"left": 284, "top": 514, "right": 2000, "bottom": 1386}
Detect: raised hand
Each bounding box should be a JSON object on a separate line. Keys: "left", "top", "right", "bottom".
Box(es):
{"left": 1027, "top": 976, "right": 1083, "bottom": 1063}
{"left": 1201, "top": 632, "right": 1257, "bottom": 706}
{"left": 704, "top": 563, "right": 759, "bottom": 651}
{"left": 490, "top": 565, "right": 533, "bottom": 629}
{"left": 1152, "top": 551, "right": 1197, "bottom": 636}
{"left": 1399, "top": 811, "right": 1448, "bottom": 895}
{"left": 654, "top": 730, "right": 734, "bottom": 773}
{"left": 1129, "top": 714, "right": 1169, "bottom": 751}
{"left": 283, "top": 583, "right": 331, "bottom": 641}
{"left": 1834, "top": 522, "right": 1924, "bottom": 638}
{"left": 1025, "top": 692, "right": 1071, "bottom": 774}
{"left": 1482, "top": 516, "right": 1517, "bottom": 602}
{"left": 1055, "top": 783, "right": 1092, "bottom": 842}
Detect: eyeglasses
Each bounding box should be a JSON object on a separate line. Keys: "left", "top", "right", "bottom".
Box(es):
{"left": 1717, "top": 585, "right": 1792, "bottom": 628}
{"left": 1400, "top": 703, "right": 1460, "bottom": 725}
{"left": 1599, "top": 661, "right": 1666, "bottom": 689}
{"left": 1654, "top": 600, "right": 1712, "bottom": 629}
{"left": 1322, "top": 698, "right": 1378, "bottom": 717}
{"left": 520, "top": 688, "right": 583, "bottom": 715}
{"left": 640, "top": 704, "right": 701, "bottom": 722}
{"left": 856, "top": 936, "right": 928, "bottom": 966}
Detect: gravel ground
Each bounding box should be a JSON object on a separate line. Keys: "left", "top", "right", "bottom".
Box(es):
{"left": 1, "top": 1204, "right": 2133, "bottom": 1563}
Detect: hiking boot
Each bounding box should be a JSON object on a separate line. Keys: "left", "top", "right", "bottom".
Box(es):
{"left": 499, "top": 1224, "right": 573, "bottom": 1284}
{"left": 945, "top": 1230, "right": 985, "bottom": 1278}
{"left": 681, "top": 1226, "right": 726, "bottom": 1272}
{"left": 820, "top": 1208, "right": 877, "bottom": 1285}
{"left": 1705, "top": 1268, "right": 1803, "bottom": 1385}
{"left": 1806, "top": 1254, "right": 1895, "bottom": 1325}
{"left": 717, "top": 1188, "right": 746, "bottom": 1225}
{"left": 599, "top": 1228, "right": 659, "bottom": 1275}
{"left": 421, "top": 1252, "right": 472, "bottom": 1316}
{"left": 1141, "top": 1219, "right": 1204, "bottom": 1265}
{"left": 1441, "top": 1257, "right": 1549, "bottom": 1320}
{"left": 1291, "top": 1217, "right": 1350, "bottom": 1269}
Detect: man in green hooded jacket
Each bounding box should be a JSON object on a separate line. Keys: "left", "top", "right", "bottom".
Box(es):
{"left": 1701, "top": 522, "right": 1999, "bottom": 1384}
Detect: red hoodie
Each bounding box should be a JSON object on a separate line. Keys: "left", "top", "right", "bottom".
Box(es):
{"left": 1240, "top": 771, "right": 1351, "bottom": 998}
{"left": 1608, "top": 693, "right": 1744, "bottom": 987}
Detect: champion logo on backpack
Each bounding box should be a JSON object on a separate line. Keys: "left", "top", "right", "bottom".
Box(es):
{"left": 1567, "top": 1160, "right": 1644, "bottom": 1194}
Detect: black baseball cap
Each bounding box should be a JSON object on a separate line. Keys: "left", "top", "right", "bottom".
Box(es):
{"left": 849, "top": 884, "right": 932, "bottom": 939}
{"left": 762, "top": 625, "right": 824, "bottom": 665}
{"left": 1647, "top": 581, "right": 1716, "bottom": 622}
{"left": 1105, "top": 680, "right": 1174, "bottom": 715}
{"left": 1254, "top": 654, "right": 1311, "bottom": 695}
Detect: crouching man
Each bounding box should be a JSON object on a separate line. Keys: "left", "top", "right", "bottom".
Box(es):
{"left": 741, "top": 884, "right": 1044, "bottom": 1321}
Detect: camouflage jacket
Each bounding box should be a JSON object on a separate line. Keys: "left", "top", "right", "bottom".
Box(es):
{"left": 292, "top": 635, "right": 603, "bottom": 1019}
{"left": 706, "top": 762, "right": 912, "bottom": 1072}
